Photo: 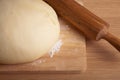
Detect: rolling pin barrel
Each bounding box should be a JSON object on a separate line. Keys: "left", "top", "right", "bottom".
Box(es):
{"left": 44, "top": 0, "right": 120, "bottom": 52}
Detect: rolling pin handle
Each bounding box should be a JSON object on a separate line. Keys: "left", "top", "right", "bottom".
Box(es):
{"left": 103, "top": 33, "right": 120, "bottom": 52}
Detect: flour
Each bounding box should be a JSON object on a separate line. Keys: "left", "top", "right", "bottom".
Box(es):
{"left": 49, "top": 40, "right": 63, "bottom": 58}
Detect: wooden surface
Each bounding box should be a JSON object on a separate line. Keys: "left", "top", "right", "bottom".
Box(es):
{"left": 1, "top": 0, "right": 120, "bottom": 80}
{"left": 0, "top": 18, "right": 86, "bottom": 73}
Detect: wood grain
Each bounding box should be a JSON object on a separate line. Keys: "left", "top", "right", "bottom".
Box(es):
{"left": 1, "top": 0, "right": 120, "bottom": 80}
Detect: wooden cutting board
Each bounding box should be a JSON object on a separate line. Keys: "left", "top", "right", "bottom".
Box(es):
{"left": 0, "top": 17, "right": 86, "bottom": 73}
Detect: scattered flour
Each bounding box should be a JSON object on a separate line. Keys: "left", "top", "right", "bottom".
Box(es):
{"left": 49, "top": 40, "right": 63, "bottom": 58}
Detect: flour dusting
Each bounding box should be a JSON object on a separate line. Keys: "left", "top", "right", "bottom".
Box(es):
{"left": 49, "top": 40, "right": 63, "bottom": 58}
{"left": 30, "top": 59, "right": 46, "bottom": 65}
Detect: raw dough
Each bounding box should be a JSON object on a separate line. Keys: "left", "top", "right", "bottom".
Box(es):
{"left": 0, "top": 0, "right": 60, "bottom": 64}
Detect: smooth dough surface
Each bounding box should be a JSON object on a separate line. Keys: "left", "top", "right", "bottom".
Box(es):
{"left": 0, "top": 0, "right": 60, "bottom": 64}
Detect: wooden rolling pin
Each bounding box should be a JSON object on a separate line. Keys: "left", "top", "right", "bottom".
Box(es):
{"left": 44, "top": 0, "right": 120, "bottom": 52}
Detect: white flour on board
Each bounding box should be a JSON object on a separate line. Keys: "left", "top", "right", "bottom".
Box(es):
{"left": 49, "top": 40, "right": 63, "bottom": 58}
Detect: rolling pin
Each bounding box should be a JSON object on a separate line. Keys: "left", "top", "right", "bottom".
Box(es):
{"left": 44, "top": 0, "right": 120, "bottom": 52}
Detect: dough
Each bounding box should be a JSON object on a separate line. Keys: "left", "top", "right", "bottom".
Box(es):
{"left": 0, "top": 0, "right": 60, "bottom": 64}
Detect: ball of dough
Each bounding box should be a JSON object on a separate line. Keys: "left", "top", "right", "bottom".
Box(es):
{"left": 0, "top": 0, "right": 60, "bottom": 64}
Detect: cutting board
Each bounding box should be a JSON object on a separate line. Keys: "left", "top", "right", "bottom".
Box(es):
{"left": 0, "top": 17, "right": 86, "bottom": 73}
